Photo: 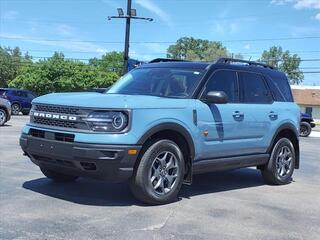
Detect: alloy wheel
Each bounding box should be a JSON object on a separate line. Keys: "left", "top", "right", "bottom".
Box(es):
{"left": 276, "top": 146, "right": 293, "bottom": 178}
{"left": 149, "top": 151, "right": 179, "bottom": 195}
{"left": 0, "top": 110, "right": 6, "bottom": 125}
{"left": 11, "top": 104, "right": 20, "bottom": 115}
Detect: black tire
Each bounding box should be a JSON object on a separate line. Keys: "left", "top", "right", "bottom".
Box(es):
{"left": 11, "top": 103, "right": 21, "bottom": 115}
{"left": 0, "top": 109, "right": 7, "bottom": 126}
{"left": 261, "top": 138, "right": 295, "bottom": 185}
{"left": 21, "top": 110, "right": 30, "bottom": 115}
{"left": 40, "top": 166, "right": 78, "bottom": 182}
{"left": 300, "top": 122, "right": 312, "bottom": 137}
{"left": 130, "top": 139, "right": 185, "bottom": 205}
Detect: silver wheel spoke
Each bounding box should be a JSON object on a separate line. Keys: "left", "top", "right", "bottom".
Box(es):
{"left": 149, "top": 150, "right": 180, "bottom": 195}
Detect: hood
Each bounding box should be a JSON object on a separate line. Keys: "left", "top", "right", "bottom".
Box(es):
{"left": 32, "top": 92, "right": 191, "bottom": 109}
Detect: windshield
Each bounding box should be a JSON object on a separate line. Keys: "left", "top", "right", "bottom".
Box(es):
{"left": 108, "top": 68, "right": 205, "bottom": 98}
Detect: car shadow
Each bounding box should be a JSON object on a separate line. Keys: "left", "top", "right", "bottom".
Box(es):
{"left": 23, "top": 168, "right": 264, "bottom": 206}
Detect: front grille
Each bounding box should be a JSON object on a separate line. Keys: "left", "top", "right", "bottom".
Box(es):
{"left": 34, "top": 104, "right": 80, "bottom": 115}
{"left": 31, "top": 104, "right": 90, "bottom": 130}
{"left": 33, "top": 117, "right": 78, "bottom": 129}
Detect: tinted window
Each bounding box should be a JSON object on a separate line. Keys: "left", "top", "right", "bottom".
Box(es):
{"left": 240, "top": 72, "right": 272, "bottom": 104}
{"left": 109, "top": 68, "right": 205, "bottom": 98}
{"left": 27, "top": 92, "right": 36, "bottom": 98}
{"left": 203, "top": 70, "right": 238, "bottom": 103}
{"left": 267, "top": 76, "right": 293, "bottom": 102}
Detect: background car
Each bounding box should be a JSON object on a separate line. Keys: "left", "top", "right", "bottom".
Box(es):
{"left": 0, "top": 88, "right": 37, "bottom": 115}
{"left": 0, "top": 97, "right": 11, "bottom": 126}
{"left": 300, "top": 112, "right": 316, "bottom": 137}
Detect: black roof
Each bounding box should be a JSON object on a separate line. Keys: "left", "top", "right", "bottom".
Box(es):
{"left": 141, "top": 58, "right": 286, "bottom": 79}
{"left": 140, "top": 61, "right": 210, "bottom": 70}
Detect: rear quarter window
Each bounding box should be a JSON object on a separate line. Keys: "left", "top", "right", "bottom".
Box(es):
{"left": 266, "top": 76, "right": 293, "bottom": 102}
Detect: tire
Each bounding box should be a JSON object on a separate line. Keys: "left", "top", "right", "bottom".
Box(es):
{"left": 40, "top": 166, "right": 78, "bottom": 182}
{"left": 21, "top": 110, "right": 30, "bottom": 115}
{"left": 261, "top": 138, "right": 296, "bottom": 185}
{"left": 300, "top": 122, "right": 312, "bottom": 137}
{"left": 11, "top": 103, "right": 21, "bottom": 115}
{"left": 130, "top": 139, "right": 185, "bottom": 205}
{"left": 0, "top": 109, "right": 7, "bottom": 126}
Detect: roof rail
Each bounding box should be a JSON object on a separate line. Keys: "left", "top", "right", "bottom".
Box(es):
{"left": 149, "top": 58, "right": 188, "bottom": 63}
{"left": 216, "top": 58, "right": 275, "bottom": 69}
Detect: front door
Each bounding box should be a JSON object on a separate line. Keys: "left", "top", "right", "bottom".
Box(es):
{"left": 196, "top": 70, "right": 245, "bottom": 159}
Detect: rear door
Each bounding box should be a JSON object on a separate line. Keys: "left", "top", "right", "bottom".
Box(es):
{"left": 237, "top": 71, "right": 275, "bottom": 153}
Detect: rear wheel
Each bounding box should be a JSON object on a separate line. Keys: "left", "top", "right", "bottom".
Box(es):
{"left": 0, "top": 109, "right": 7, "bottom": 126}
{"left": 261, "top": 138, "right": 295, "bottom": 185}
{"left": 40, "top": 166, "right": 78, "bottom": 182}
{"left": 11, "top": 103, "right": 21, "bottom": 115}
{"left": 130, "top": 139, "right": 185, "bottom": 205}
{"left": 300, "top": 122, "right": 311, "bottom": 137}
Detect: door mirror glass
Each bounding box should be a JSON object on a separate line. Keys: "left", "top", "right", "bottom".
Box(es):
{"left": 205, "top": 91, "right": 228, "bottom": 104}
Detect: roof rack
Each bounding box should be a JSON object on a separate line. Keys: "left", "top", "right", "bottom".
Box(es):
{"left": 149, "top": 58, "right": 188, "bottom": 63}
{"left": 216, "top": 58, "right": 275, "bottom": 69}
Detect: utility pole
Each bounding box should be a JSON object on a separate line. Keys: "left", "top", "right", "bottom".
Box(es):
{"left": 108, "top": 0, "right": 153, "bottom": 74}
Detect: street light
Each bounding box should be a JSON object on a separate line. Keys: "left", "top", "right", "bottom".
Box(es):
{"left": 108, "top": 0, "right": 153, "bottom": 74}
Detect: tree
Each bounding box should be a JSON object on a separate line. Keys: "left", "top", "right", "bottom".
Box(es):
{"left": 0, "top": 46, "right": 30, "bottom": 87}
{"left": 89, "top": 51, "right": 123, "bottom": 76}
{"left": 260, "top": 46, "right": 303, "bottom": 85}
{"left": 167, "top": 37, "right": 235, "bottom": 61}
{"left": 9, "top": 52, "right": 119, "bottom": 95}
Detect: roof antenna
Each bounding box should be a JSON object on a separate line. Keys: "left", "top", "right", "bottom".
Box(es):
{"left": 249, "top": 56, "right": 252, "bottom": 61}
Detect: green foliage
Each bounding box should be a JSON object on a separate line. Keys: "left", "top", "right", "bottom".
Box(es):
{"left": 89, "top": 51, "right": 124, "bottom": 76}
{"left": 167, "top": 37, "right": 236, "bottom": 61}
{"left": 9, "top": 52, "right": 119, "bottom": 95}
{"left": 0, "top": 46, "right": 31, "bottom": 87}
{"left": 261, "top": 46, "right": 304, "bottom": 85}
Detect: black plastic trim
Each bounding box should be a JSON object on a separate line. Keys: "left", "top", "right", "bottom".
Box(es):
{"left": 193, "top": 154, "right": 270, "bottom": 174}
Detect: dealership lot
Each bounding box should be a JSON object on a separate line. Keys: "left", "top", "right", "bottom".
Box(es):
{"left": 1, "top": 116, "right": 320, "bottom": 240}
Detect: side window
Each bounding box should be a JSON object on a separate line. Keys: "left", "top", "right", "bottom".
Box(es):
{"left": 239, "top": 72, "right": 272, "bottom": 104}
{"left": 203, "top": 70, "right": 238, "bottom": 103}
{"left": 27, "top": 92, "right": 35, "bottom": 98}
{"left": 20, "top": 91, "right": 28, "bottom": 98}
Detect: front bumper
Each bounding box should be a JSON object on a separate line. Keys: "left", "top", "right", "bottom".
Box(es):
{"left": 310, "top": 122, "right": 316, "bottom": 128}
{"left": 20, "top": 133, "right": 141, "bottom": 182}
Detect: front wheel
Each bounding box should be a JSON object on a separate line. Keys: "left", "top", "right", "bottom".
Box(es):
{"left": 0, "top": 109, "right": 7, "bottom": 126}
{"left": 300, "top": 122, "right": 312, "bottom": 137}
{"left": 261, "top": 138, "right": 296, "bottom": 185}
{"left": 40, "top": 166, "right": 78, "bottom": 182}
{"left": 130, "top": 139, "right": 185, "bottom": 205}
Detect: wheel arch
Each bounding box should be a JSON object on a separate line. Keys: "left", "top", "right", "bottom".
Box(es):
{"left": 268, "top": 123, "right": 300, "bottom": 169}
{"left": 137, "top": 123, "right": 195, "bottom": 184}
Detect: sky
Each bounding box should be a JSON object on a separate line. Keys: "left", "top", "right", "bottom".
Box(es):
{"left": 0, "top": 0, "right": 319, "bottom": 85}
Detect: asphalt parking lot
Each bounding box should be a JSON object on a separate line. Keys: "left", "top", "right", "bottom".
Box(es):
{"left": 1, "top": 116, "right": 320, "bottom": 240}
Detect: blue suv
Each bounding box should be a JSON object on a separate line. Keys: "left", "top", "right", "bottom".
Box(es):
{"left": 20, "top": 58, "right": 300, "bottom": 204}
{"left": 0, "top": 88, "right": 37, "bottom": 115}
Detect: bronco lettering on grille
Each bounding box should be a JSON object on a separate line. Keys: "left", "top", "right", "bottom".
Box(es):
{"left": 33, "top": 112, "right": 77, "bottom": 121}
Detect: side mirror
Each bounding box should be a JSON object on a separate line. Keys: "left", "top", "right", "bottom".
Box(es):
{"left": 204, "top": 91, "right": 228, "bottom": 104}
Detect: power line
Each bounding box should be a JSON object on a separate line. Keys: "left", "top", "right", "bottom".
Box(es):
{"left": 1, "top": 36, "right": 320, "bottom": 44}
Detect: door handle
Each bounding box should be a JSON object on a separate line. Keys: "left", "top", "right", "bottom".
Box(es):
{"left": 233, "top": 111, "right": 244, "bottom": 120}
{"left": 269, "top": 111, "right": 278, "bottom": 120}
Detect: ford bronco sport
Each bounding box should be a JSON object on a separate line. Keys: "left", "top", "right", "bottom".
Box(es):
{"left": 20, "top": 58, "right": 300, "bottom": 205}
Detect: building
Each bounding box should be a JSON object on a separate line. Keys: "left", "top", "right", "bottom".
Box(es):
{"left": 291, "top": 85, "right": 320, "bottom": 120}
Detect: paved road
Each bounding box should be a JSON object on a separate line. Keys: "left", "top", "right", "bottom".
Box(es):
{"left": 1, "top": 116, "right": 320, "bottom": 240}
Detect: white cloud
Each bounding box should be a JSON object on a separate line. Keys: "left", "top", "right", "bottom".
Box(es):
{"left": 3, "top": 10, "right": 19, "bottom": 20}
{"left": 271, "top": 0, "right": 320, "bottom": 20}
{"left": 0, "top": 33, "right": 108, "bottom": 55}
{"left": 56, "top": 24, "right": 74, "bottom": 37}
{"left": 213, "top": 21, "right": 239, "bottom": 36}
{"left": 244, "top": 44, "right": 251, "bottom": 49}
{"left": 135, "top": 0, "right": 172, "bottom": 27}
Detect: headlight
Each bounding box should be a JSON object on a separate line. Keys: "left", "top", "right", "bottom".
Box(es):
{"left": 83, "top": 111, "right": 129, "bottom": 132}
